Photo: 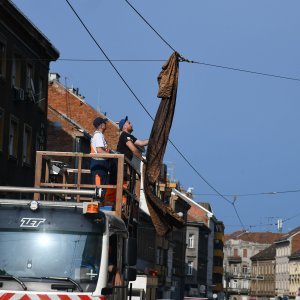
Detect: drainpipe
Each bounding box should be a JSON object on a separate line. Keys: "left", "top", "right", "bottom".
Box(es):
{"left": 74, "top": 137, "right": 80, "bottom": 183}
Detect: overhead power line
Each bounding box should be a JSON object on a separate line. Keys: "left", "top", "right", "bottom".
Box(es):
{"left": 7, "top": 56, "right": 300, "bottom": 83}
{"left": 123, "top": 0, "right": 300, "bottom": 232}
{"left": 226, "top": 209, "right": 300, "bottom": 231}
{"left": 125, "top": 0, "right": 300, "bottom": 83}
{"left": 64, "top": 0, "right": 247, "bottom": 229}
{"left": 58, "top": 58, "right": 300, "bottom": 82}
{"left": 194, "top": 188, "right": 300, "bottom": 198}
{"left": 125, "top": 0, "right": 177, "bottom": 53}
{"left": 283, "top": 211, "right": 300, "bottom": 223}
{"left": 64, "top": 0, "right": 152, "bottom": 121}
{"left": 189, "top": 61, "right": 300, "bottom": 83}
{"left": 64, "top": 0, "right": 245, "bottom": 226}
{"left": 59, "top": 58, "right": 165, "bottom": 62}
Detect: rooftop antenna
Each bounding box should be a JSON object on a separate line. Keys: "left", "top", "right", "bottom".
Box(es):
{"left": 187, "top": 187, "right": 194, "bottom": 199}
{"left": 97, "top": 88, "right": 101, "bottom": 113}
{"left": 277, "top": 218, "right": 283, "bottom": 232}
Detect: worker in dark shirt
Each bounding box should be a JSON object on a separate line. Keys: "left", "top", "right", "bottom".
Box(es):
{"left": 117, "top": 116, "right": 148, "bottom": 164}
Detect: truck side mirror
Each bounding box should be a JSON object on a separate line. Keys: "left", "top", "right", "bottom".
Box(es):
{"left": 123, "top": 237, "right": 137, "bottom": 266}
{"left": 124, "top": 266, "right": 137, "bottom": 282}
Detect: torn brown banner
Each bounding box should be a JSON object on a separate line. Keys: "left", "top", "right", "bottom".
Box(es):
{"left": 144, "top": 52, "right": 185, "bottom": 236}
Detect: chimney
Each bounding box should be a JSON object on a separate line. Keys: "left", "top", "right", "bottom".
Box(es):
{"left": 49, "top": 73, "right": 60, "bottom": 82}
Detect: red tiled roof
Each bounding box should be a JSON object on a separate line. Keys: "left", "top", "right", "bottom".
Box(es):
{"left": 48, "top": 80, "right": 120, "bottom": 149}
{"left": 274, "top": 226, "right": 300, "bottom": 243}
{"left": 251, "top": 243, "right": 277, "bottom": 261}
{"left": 187, "top": 203, "right": 209, "bottom": 226}
{"left": 225, "top": 230, "right": 284, "bottom": 244}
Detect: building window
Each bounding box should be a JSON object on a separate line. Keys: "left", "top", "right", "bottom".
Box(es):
{"left": 9, "top": 116, "right": 19, "bottom": 158}
{"left": 0, "top": 108, "right": 4, "bottom": 151}
{"left": 188, "top": 234, "right": 194, "bottom": 248}
{"left": 243, "top": 249, "right": 247, "bottom": 258}
{"left": 232, "top": 279, "right": 238, "bottom": 288}
{"left": 37, "top": 77, "right": 45, "bottom": 110}
{"left": 0, "top": 40, "right": 6, "bottom": 78}
{"left": 187, "top": 261, "right": 193, "bottom": 275}
{"left": 26, "top": 64, "right": 35, "bottom": 101}
{"left": 233, "top": 248, "right": 238, "bottom": 256}
{"left": 242, "top": 265, "right": 248, "bottom": 274}
{"left": 233, "top": 264, "right": 237, "bottom": 274}
{"left": 23, "top": 124, "right": 32, "bottom": 165}
{"left": 12, "top": 54, "right": 22, "bottom": 88}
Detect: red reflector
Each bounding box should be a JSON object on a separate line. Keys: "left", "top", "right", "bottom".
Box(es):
{"left": 83, "top": 202, "right": 99, "bottom": 214}
{"left": 87, "top": 203, "right": 98, "bottom": 213}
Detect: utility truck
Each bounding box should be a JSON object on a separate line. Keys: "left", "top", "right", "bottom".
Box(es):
{"left": 0, "top": 151, "right": 140, "bottom": 300}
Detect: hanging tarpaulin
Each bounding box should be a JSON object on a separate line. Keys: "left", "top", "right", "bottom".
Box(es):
{"left": 144, "top": 52, "right": 184, "bottom": 236}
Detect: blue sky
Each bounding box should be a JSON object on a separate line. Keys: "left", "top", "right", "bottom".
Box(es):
{"left": 12, "top": 0, "right": 300, "bottom": 233}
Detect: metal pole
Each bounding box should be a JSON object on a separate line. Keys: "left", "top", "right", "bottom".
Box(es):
{"left": 0, "top": 186, "right": 97, "bottom": 196}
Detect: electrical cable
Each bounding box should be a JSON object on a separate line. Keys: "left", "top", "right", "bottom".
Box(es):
{"left": 223, "top": 208, "right": 300, "bottom": 231}
{"left": 8, "top": 56, "right": 300, "bottom": 83}
{"left": 125, "top": 0, "right": 300, "bottom": 83}
{"left": 64, "top": 0, "right": 246, "bottom": 230}
{"left": 169, "top": 141, "right": 232, "bottom": 205}
{"left": 283, "top": 211, "right": 300, "bottom": 223}
{"left": 123, "top": 0, "right": 300, "bottom": 231}
{"left": 59, "top": 58, "right": 165, "bottom": 62}
{"left": 193, "top": 188, "right": 300, "bottom": 198}
{"left": 189, "top": 61, "right": 300, "bottom": 83}
{"left": 125, "top": 0, "right": 177, "bottom": 53}
{"left": 64, "top": 0, "right": 152, "bottom": 121}
{"left": 57, "top": 59, "right": 300, "bottom": 82}
{"left": 232, "top": 204, "right": 246, "bottom": 230}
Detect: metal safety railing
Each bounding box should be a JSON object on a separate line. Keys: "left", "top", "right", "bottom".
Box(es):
{"left": 0, "top": 186, "right": 100, "bottom": 197}
{"left": 33, "top": 151, "right": 141, "bottom": 219}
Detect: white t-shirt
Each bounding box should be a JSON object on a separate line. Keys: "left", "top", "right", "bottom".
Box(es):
{"left": 91, "top": 131, "right": 108, "bottom": 160}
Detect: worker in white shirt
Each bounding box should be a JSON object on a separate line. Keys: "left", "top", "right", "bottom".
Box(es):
{"left": 90, "top": 117, "right": 110, "bottom": 200}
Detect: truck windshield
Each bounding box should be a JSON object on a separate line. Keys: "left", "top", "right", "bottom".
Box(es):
{"left": 0, "top": 231, "right": 102, "bottom": 286}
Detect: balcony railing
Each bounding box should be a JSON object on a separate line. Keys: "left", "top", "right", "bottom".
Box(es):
{"left": 227, "top": 256, "right": 242, "bottom": 263}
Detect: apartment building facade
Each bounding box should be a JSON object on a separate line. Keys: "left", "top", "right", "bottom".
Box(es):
{"left": 213, "top": 221, "right": 225, "bottom": 295}
{"left": 0, "top": 0, "right": 59, "bottom": 188}
{"left": 175, "top": 190, "right": 225, "bottom": 299}
{"left": 185, "top": 220, "right": 210, "bottom": 298}
{"left": 289, "top": 250, "right": 300, "bottom": 299}
{"left": 274, "top": 227, "right": 300, "bottom": 298}
{"left": 250, "top": 243, "right": 277, "bottom": 299}
{"left": 224, "top": 231, "right": 283, "bottom": 300}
